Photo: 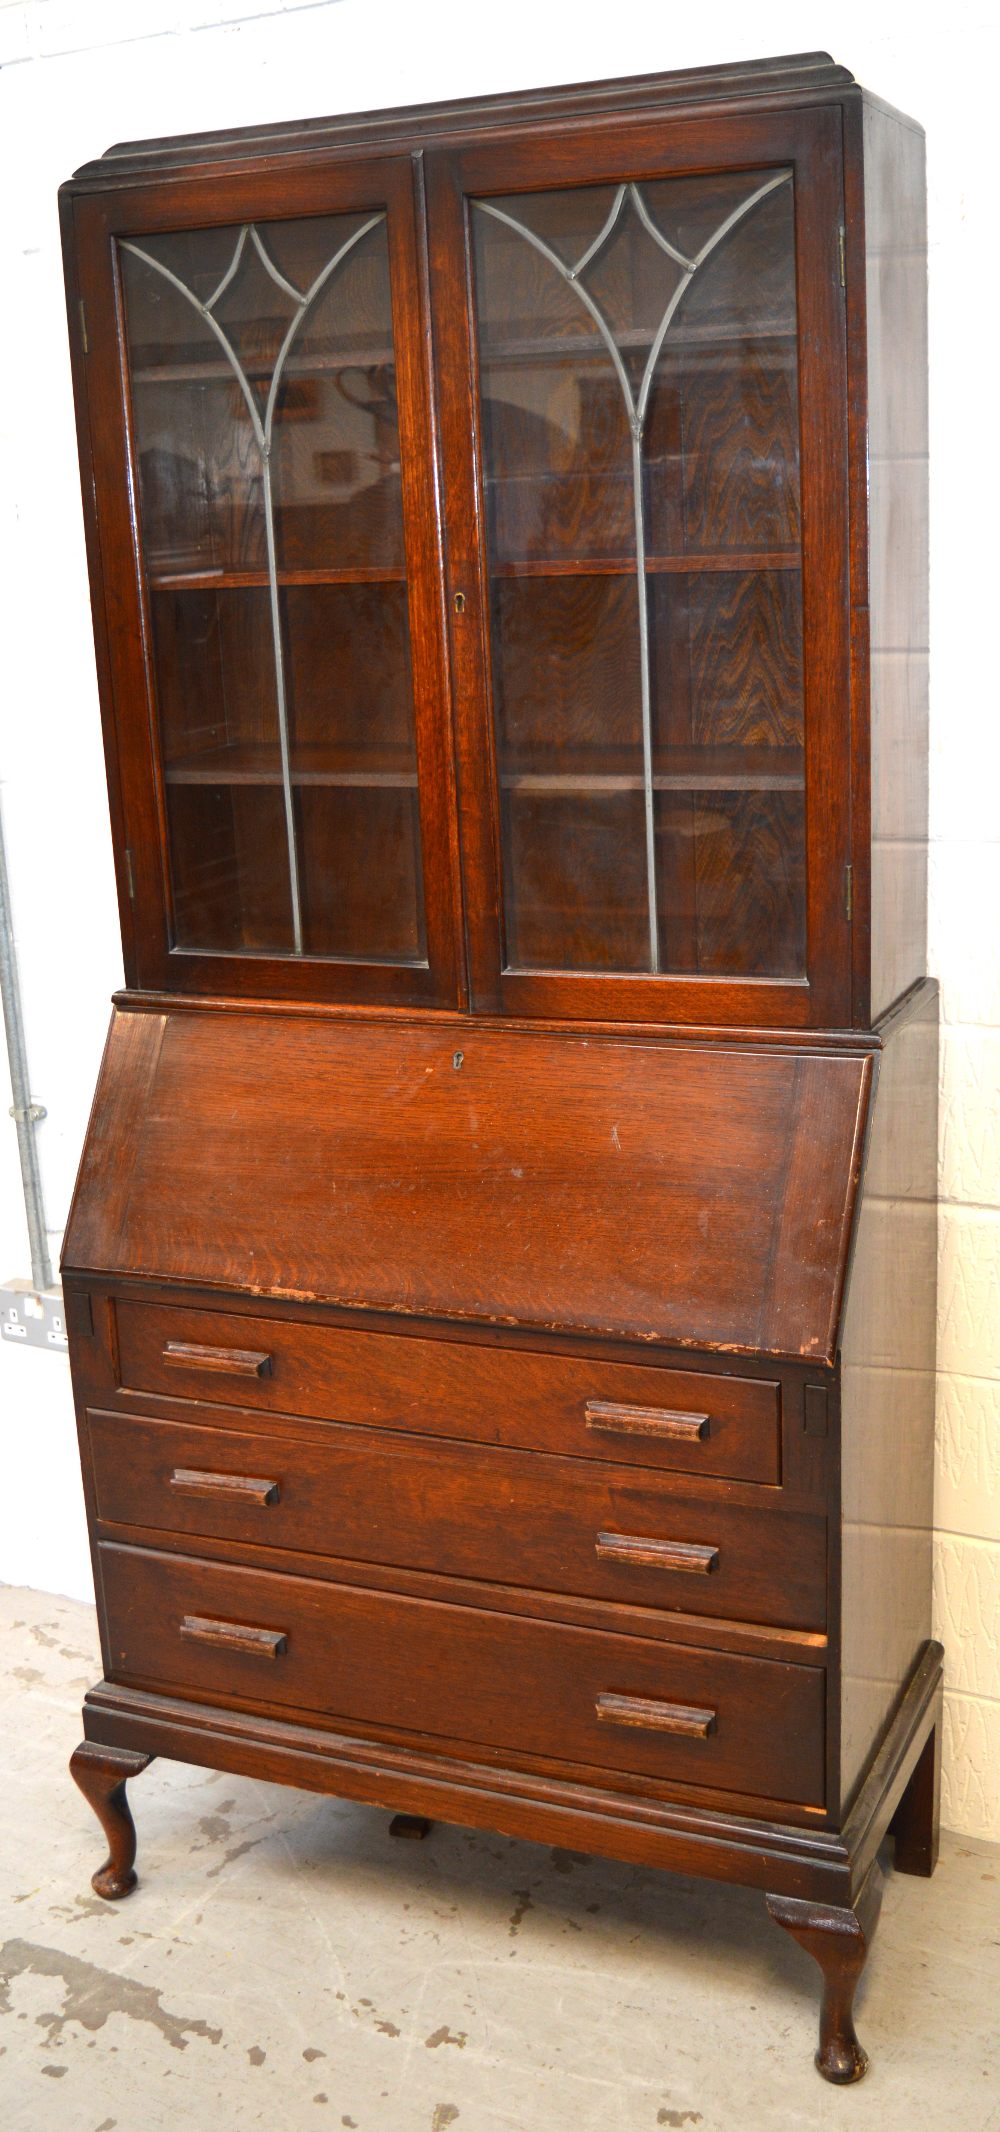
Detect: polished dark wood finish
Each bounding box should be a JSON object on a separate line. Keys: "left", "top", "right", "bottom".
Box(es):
{"left": 767, "top": 1858, "right": 884, "bottom": 2083}
{"left": 61, "top": 52, "right": 925, "bottom": 1033}
{"left": 163, "top": 1339, "right": 273, "bottom": 1377}
{"left": 63, "top": 1009, "right": 871, "bottom": 1360}
{"left": 178, "top": 1614, "right": 288, "bottom": 1659}
{"left": 85, "top": 1406, "right": 826, "bottom": 1627}
{"left": 845, "top": 97, "right": 929, "bottom": 1023}
{"left": 594, "top": 1533, "right": 720, "bottom": 1577}
{"left": 68, "top": 56, "right": 857, "bottom": 183}
{"left": 891, "top": 1691, "right": 942, "bottom": 1877}
{"left": 441, "top": 112, "right": 838, "bottom": 1021}
{"left": 61, "top": 53, "right": 936, "bottom": 2085}
{"left": 169, "top": 1466, "right": 281, "bottom": 1507}
{"left": 595, "top": 1693, "right": 717, "bottom": 1740}
{"left": 837, "top": 983, "right": 937, "bottom": 1808}
{"left": 65, "top": 157, "right": 463, "bottom": 1009}
{"left": 69, "top": 1742, "right": 152, "bottom": 1900}
{"left": 96, "top": 1541, "right": 826, "bottom": 1803}
{"left": 585, "top": 1401, "right": 709, "bottom": 1446}
{"left": 113, "top": 1299, "right": 783, "bottom": 1479}
{"left": 76, "top": 1636, "right": 943, "bottom": 1895}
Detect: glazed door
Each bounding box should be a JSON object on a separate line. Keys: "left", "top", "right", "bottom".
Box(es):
{"left": 69, "top": 159, "right": 461, "bottom": 1003}
{"left": 429, "top": 106, "right": 851, "bottom": 1025}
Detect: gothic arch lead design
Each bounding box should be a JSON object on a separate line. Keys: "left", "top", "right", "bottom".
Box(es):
{"left": 123, "top": 216, "right": 386, "bottom": 954}
{"left": 475, "top": 173, "right": 793, "bottom": 973}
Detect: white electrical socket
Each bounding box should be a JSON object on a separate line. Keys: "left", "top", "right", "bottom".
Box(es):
{"left": 1, "top": 1281, "right": 67, "bottom": 1352}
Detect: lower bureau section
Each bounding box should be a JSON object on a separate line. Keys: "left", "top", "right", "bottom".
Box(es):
{"left": 97, "top": 1543, "right": 826, "bottom": 1808}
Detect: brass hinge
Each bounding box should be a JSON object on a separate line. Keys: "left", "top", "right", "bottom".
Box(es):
{"left": 838, "top": 226, "right": 846, "bottom": 288}
{"left": 78, "top": 297, "right": 89, "bottom": 354}
{"left": 845, "top": 862, "right": 853, "bottom": 923}
{"left": 124, "top": 848, "right": 136, "bottom": 902}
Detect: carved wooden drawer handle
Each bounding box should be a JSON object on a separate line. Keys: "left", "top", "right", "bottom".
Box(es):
{"left": 595, "top": 1692, "right": 717, "bottom": 1738}
{"left": 585, "top": 1400, "right": 709, "bottom": 1443}
{"left": 162, "top": 1339, "right": 273, "bottom": 1378}
{"left": 595, "top": 1531, "right": 720, "bottom": 1574}
{"left": 179, "top": 1615, "right": 287, "bottom": 1659}
{"left": 169, "top": 1468, "right": 280, "bottom": 1507}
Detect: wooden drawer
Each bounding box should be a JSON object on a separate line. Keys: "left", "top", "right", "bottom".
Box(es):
{"left": 113, "top": 1301, "right": 781, "bottom": 1484}
{"left": 97, "top": 1543, "right": 826, "bottom": 1806}
{"left": 87, "top": 1409, "right": 825, "bottom": 1629}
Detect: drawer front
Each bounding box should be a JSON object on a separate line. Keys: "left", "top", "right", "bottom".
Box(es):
{"left": 88, "top": 1410, "right": 824, "bottom": 1628}
{"left": 114, "top": 1301, "right": 780, "bottom": 1484}
{"left": 98, "top": 1543, "right": 825, "bottom": 1806}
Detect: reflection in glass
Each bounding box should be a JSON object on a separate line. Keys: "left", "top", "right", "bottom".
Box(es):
{"left": 472, "top": 172, "right": 805, "bottom": 979}
{"left": 122, "top": 215, "right": 425, "bottom": 963}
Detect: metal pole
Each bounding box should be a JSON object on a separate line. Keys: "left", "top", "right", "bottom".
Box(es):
{"left": 0, "top": 785, "right": 53, "bottom": 1293}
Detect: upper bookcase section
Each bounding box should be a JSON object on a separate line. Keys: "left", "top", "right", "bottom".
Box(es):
{"left": 60, "top": 54, "right": 928, "bottom": 1030}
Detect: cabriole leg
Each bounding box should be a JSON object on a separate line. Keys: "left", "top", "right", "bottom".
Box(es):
{"left": 766, "top": 1860, "right": 884, "bottom": 2084}
{"left": 891, "top": 1715, "right": 942, "bottom": 1876}
{"left": 70, "top": 1742, "right": 153, "bottom": 1900}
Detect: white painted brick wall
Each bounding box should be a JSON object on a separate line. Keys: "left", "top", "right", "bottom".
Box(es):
{"left": 0, "top": 0, "right": 997, "bottom": 1837}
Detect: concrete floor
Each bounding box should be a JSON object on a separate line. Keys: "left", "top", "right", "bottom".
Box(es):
{"left": 1, "top": 1584, "right": 998, "bottom": 2132}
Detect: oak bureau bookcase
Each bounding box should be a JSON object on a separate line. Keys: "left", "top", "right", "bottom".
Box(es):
{"left": 59, "top": 51, "right": 939, "bottom": 2082}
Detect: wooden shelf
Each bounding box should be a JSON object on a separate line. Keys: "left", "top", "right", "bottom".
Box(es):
{"left": 130, "top": 325, "right": 793, "bottom": 388}
{"left": 164, "top": 742, "right": 418, "bottom": 790}
{"left": 499, "top": 746, "right": 804, "bottom": 795}
{"left": 150, "top": 566, "right": 406, "bottom": 591}
{"left": 150, "top": 555, "right": 800, "bottom": 591}
{"left": 131, "top": 346, "right": 395, "bottom": 386}
{"left": 164, "top": 740, "right": 803, "bottom": 797}
{"left": 492, "top": 552, "right": 800, "bottom": 579}
{"left": 478, "top": 322, "right": 796, "bottom": 366}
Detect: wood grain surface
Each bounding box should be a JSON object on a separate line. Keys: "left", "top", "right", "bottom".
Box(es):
{"left": 97, "top": 1541, "right": 827, "bottom": 1804}
{"left": 63, "top": 1008, "right": 872, "bottom": 1360}
{"left": 113, "top": 1299, "right": 783, "bottom": 1479}
{"left": 86, "top": 1406, "right": 826, "bottom": 1628}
